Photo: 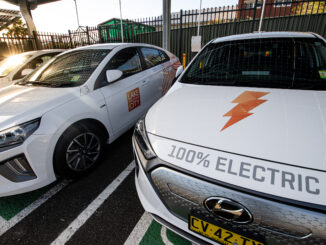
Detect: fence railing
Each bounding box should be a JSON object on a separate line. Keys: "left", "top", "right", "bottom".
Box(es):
{"left": 0, "top": 0, "right": 325, "bottom": 61}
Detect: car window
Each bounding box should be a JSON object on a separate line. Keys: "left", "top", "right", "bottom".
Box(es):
{"left": 180, "top": 38, "right": 326, "bottom": 90}
{"left": 0, "top": 54, "right": 31, "bottom": 77}
{"left": 19, "top": 49, "right": 110, "bottom": 87}
{"left": 108, "top": 48, "right": 142, "bottom": 78}
{"left": 159, "top": 50, "right": 169, "bottom": 63}
{"left": 140, "top": 48, "right": 167, "bottom": 68}
{"left": 13, "top": 53, "right": 60, "bottom": 80}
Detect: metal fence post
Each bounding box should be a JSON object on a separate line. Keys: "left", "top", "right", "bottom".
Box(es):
{"left": 32, "top": 31, "right": 41, "bottom": 50}
{"left": 68, "top": 30, "right": 74, "bottom": 48}
{"left": 252, "top": 0, "right": 259, "bottom": 32}
{"left": 51, "top": 35, "right": 56, "bottom": 49}
{"left": 98, "top": 26, "right": 104, "bottom": 43}
{"left": 179, "top": 9, "right": 183, "bottom": 59}
{"left": 86, "top": 26, "right": 91, "bottom": 45}
{"left": 131, "top": 23, "right": 135, "bottom": 42}
{"left": 163, "top": 0, "right": 171, "bottom": 50}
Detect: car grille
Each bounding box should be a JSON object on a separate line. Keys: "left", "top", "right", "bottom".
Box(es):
{"left": 150, "top": 167, "right": 326, "bottom": 244}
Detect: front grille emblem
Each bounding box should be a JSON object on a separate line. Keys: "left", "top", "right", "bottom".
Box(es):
{"left": 204, "top": 197, "right": 253, "bottom": 224}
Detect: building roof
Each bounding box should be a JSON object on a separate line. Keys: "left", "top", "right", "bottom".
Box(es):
{"left": 212, "top": 31, "right": 317, "bottom": 43}
{"left": 0, "top": 8, "right": 21, "bottom": 31}
{"left": 3, "top": 0, "right": 60, "bottom": 8}
{"left": 98, "top": 18, "right": 154, "bottom": 28}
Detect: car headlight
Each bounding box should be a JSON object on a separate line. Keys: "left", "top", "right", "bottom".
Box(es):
{"left": 134, "top": 117, "right": 156, "bottom": 160}
{"left": 0, "top": 119, "right": 40, "bottom": 148}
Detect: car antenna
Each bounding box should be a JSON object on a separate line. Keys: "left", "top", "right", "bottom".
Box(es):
{"left": 258, "top": 0, "right": 266, "bottom": 32}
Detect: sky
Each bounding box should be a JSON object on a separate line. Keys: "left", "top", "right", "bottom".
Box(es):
{"left": 0, "top": 0, "right": 238, "bottom": 33}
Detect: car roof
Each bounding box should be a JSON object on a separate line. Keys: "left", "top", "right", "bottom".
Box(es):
{"left": 211, "top": 31, "right": 318, "bottom": 44}
{"left": 70, "top": 42, "right": 164, "bottom": 51}
{"left": 16, "top": 49, "right": 65, "bottom": 56}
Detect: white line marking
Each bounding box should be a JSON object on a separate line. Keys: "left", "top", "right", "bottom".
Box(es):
{"left": 0, "top": 216, "right": 6, "bottom": 226}
{"left": 51, "top": 161, "right": 135, "bottom": 245}
{"left": 124, "top": 212, "right": 153, "bottom": 245}
{"left": 161, "top": 225, "right": 174, "bottom": 245}
{"left": 0, "top": 180, "right": 69, "bottom": 236}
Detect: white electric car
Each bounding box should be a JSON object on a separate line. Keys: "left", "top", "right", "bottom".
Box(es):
{"left": 0, "top": 43, "right": 180, "bottom": 196}
{"left": 133, "top": 32, "right": 326, "bottom": 244}
{"left": 0, "top": 50, "right": 64, "bottom": 89}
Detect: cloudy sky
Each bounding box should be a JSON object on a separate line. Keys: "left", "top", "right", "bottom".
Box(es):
{"left": 0, "top": 0, "right": 238, "bottom": 33}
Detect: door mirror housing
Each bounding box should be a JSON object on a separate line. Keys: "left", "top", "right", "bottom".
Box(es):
{"left": 21, "top": 68, "right": 34, "bottom": 76}
{"left": 175, "top": 66, "right": 184, "bottom": 78}
{"left": 106, "top": 70, "right": 123, "bottom": 83}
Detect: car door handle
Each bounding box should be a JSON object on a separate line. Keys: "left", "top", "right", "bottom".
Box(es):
{"left": 142, "top": 79, "right": 150, "bottom": 85}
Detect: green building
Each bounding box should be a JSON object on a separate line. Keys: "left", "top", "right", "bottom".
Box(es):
{"left": 98, "top": 18, "right": 156, "bottom": 42}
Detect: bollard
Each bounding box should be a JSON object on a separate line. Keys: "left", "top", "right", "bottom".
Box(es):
{"left": 182, "top": 53, "right": 186, "bottom": 69}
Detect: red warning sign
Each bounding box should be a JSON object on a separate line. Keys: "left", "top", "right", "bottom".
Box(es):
{"left": 126, "top": 87, "right": 141, "bottom": 112}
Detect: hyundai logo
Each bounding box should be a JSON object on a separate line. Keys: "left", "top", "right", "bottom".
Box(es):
{"left": 204, "top": 197, "right": 253, "bottom": 224}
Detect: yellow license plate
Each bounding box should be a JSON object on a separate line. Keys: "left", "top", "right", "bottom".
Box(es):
{"left": 189, "top": 215, "right": 264, "bottom": 245}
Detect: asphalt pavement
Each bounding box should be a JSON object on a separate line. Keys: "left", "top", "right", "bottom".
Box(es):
{"left": 0, "top": 129, "right": 190, "bottom": 245}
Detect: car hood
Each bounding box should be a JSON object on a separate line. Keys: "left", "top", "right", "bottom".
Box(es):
{"left": 0, "top": 85, "right": 79, "bottom": 131}
{"left": 146, "top": 84, "right": 326, "bottom": 171}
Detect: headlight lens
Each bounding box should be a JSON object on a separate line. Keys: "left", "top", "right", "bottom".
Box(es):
{"left": 134, "top": 117, "right": 156, "bottom": 160}
{"left": 0, "top": 119, "right": 40, "bottom": 148}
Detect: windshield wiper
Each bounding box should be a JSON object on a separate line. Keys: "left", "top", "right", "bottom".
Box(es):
{"left": 17, "top": 81, "right": 55, "bottom": 87}
{"left": 17, "top": 80, "right": 77, "bottom": 88}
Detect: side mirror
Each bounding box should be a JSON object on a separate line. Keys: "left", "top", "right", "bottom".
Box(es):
{"left": 21, "top": 68, "right": 34, "bottom": 76}
{"left": 175, "top": 66, "right": 184, "bottom": 78}
{"left": 106, "top": 70, "right": 123, "bottom": 83}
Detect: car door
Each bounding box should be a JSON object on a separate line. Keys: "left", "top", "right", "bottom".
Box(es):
{"left": 99, "top": 47, "right": 146, "bottom": 135}
{"left": 139, "top": 47, "right": 165, "bottom": 109}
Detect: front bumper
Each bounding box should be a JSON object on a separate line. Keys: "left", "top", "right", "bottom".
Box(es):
{"left": 133, "top": 136, "right": 326, "bottom": 245}
{"left": 0, "top": 134, "right": 57, "bottom": 197}
{"left": 134, "top": 143, "right": 213, "bottom": 244}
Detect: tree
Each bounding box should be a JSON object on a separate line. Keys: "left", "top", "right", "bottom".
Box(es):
{"left": 291, "top": 1, "right": 326, "bottom": 15}
{"left": 4, "top": 18, "right": 28, "bottom": 37}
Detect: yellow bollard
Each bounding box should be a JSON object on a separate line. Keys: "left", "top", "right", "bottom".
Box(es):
{"left": 182, "top": 53, "right": 186, "bottom": 69}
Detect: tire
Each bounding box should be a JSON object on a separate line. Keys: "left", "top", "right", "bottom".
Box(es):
{"left": 53, "top": 122, "right": 106, "bottom": 179}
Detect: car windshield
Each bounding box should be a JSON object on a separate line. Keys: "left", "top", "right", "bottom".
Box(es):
{"left": 180, "top": 37, "right": 326, "bottom": 90}
{"left": 0, "top": 54, "right": 31, "bottom": 77}
{"left": 18, "top": 49, "right": 110, "bottom": 87}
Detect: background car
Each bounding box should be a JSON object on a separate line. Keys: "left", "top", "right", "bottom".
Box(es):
{"left": 0, "top": 43, "right": 180, "bottom": 197}
{"left": 0, "top": 49, "right": 64, "bottom": 89}
{"left": 133, "top": 32, "right": 326, "bottom": 244}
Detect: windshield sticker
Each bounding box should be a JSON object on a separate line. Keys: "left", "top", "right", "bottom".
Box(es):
{"left": 126, "top": 87, "right": 141, "bottom": 112}
{"left": 221, "top": 91, "right": 269, "bottom": 132}
{"left": 319, "top": 71, "right": 326, "bottom": 79}
{"left": 71, "top": 75, "right": 81, "bottom": 82}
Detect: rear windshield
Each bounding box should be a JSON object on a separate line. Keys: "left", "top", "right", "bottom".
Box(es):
{"left": 180, "top": 38, "right": 326, "bottom": 90}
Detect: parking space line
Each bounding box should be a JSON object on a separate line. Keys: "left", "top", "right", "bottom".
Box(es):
{"left": 0, "top": 216, "right": 6, "bottom": 225}
{"left": 161, "top": 226, "right": 174, "bottom": 245}
{"left": 0, "top": 180, "right": 69, "bottom": 236}
{"left": 51, "top": 161, "right": 135, "bottom": 245}
{"left": 124, "top": 212, "right": 153, "bottom": 245}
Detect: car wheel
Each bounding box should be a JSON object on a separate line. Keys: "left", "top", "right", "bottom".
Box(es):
{"left": 53, "top": 123, "right": 106, "bottom": 179}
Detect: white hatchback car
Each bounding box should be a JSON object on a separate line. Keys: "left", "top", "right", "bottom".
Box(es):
{"left": 0, "top": 50, "right": 64, "bottom": 89}
{"left": 133, "top": 32, "right": 326, "bottom": 244}
{"left": 0, "top": 43, "right": 180, "bottom": 196}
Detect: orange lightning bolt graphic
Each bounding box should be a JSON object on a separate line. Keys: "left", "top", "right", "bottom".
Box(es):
{"left": 221, "top": 91, "right": 269, "bottom": 131}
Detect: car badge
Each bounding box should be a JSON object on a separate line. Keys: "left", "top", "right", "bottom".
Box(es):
{"left": 204, "top": 197, "right": 253, "bottom": 224}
